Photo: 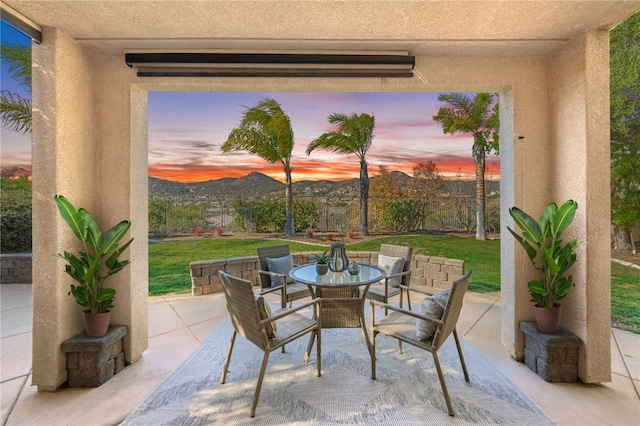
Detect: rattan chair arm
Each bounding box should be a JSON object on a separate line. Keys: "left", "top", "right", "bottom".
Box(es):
{"left": 398, "top": 284, "right": 436, "bottom": 297}
{"left": 258, "top": 269, "right": 287, "bottom": 279}
{"left": 386, "top": 269, "right": 412, "bottom": 280}
{"left": 259, "top": 285, "right": 284, "bottom": 296}
{"left": 259, "top": 298, "right": 321, "bottom": 325}
{"left": 370, "top": 299, "right": 444, "bottom": 325}
{"left": 381, "top": 270, "right": 413, "bottom": 299}
{"left": 257, "top": 269, "right": 291, "bottom": 298}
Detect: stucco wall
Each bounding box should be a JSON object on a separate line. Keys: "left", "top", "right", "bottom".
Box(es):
{"left": 32, "top": 28, "right": 101, "bottom": 391}
{"left": 31, "top": 31, "right": 151, "bottom": 390}
{"left": 548, "top": 31, "right": 611, "bottom": 383}
{"left": 93, "top": 53, "right": 149, "bottom": 365}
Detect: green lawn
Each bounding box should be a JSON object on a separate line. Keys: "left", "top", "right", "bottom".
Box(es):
{"left": 149, "top": 235, "right": 640, "bottom": 334}
{"left": 149, "top": 239, "right": 326, "bottom": 295}
{"left": 346, "top": 235, "right": 501, "bottom": 293}
{"left": 611, "top": 262, "right": 640, "bottom": 333}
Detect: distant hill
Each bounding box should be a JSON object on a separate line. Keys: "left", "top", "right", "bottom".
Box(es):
{"left": 149, "top": 171, "right": 499, "bottom": 198}
{"left": 149, "top": 172, "right": 285, "bottom": 197}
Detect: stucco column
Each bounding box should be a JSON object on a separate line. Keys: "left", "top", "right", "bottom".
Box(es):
{"left": 548, "top": 30, "right": 611, "bottom": 383}
{"left": 31, "top": 28, "right": 148, "bottom": 390}
{"left": 92, "top": 55, "right": 149, "bottom": 364}
{"left": 31, "top": 28, "right": 100, "bottom": 390}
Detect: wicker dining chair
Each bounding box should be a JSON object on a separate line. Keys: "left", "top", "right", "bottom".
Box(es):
{"left": 257, "top": 244, "right": 312, "bottom": 309}
{"left": 218, "top": 271, "right": 322, "bottom": 418}
{"left": 370, "top": 270, "right": 472, "bottom": 417}
{"left": 365, "top": 244, "right": 413, "bottom": 312}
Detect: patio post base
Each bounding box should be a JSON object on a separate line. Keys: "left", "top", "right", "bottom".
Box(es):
{"left": 61, "top": 325, "right": 128, "bottom": 387}
{"left": 520, "top": 321, "right": 581, "bottom": 382}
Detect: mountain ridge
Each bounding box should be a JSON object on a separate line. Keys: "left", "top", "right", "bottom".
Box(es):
{"left": 149, "top": 171, "right": 499, "bottom": 197}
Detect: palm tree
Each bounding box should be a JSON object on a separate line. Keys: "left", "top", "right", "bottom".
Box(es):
{"left": 433, "top": 93, "right": 499, "bottom": 240}
{"left": 221, "top": 98, "right": 296, "bottom": 236}
{"left": 0, "top": 42, "right": 32, "bottom": 133}
{"left": 307, "top": 113, "right": 375, "bottom": 236}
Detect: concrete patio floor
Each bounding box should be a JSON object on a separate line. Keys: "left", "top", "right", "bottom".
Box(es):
{"left": 1, "top": 283, "right": 639, "bottom": 425}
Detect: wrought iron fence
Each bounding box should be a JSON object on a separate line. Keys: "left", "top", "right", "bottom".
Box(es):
{"left": 148, "top": 194, "right": 500, "bottom": 236}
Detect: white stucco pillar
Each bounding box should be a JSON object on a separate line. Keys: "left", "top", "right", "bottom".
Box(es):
{"left": 31, "top": 28, "right": 148, "bottom": 390}
{"left": 31, "top": 28, "right": 100, "bottom": 390}
{"left": 92, "top": 55, "right": 149, "bottom": 364}
{"left": 548, "top": 30, "right": 611, "bottom": 383}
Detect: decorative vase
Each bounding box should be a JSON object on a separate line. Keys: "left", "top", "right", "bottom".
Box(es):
{"left": 328, "top": 242, "right": 349, "bottom": 272}
{"left": 315, "top": 263, "right": 329, "bottom": 275}
{"left": 347, "top": 260, "right": 360, "bottom": 275}
{"left": 533, "top": 304, "right": 562, "bottom": 333}
{"left": 83, "top": 310, "right": 111, "bottom": 337}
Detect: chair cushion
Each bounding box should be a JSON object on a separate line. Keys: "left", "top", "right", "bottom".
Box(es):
{"left": 377, "top": 254, "right": 405, "bottom": 287}
{"left": 266, "top": 254, "right": 294, "bottom": 286}
{"left": 416, "top": 289, "right": 450, "bottom": 341}
{"left": 256, "top": 296, "right": 277, "bottom": 339}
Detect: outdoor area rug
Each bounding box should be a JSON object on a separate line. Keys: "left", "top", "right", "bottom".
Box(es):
{"left": 123, "top": 314, "right": 555, "bottom": 425}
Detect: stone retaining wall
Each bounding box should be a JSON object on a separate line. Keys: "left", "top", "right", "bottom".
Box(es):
{"left": 0, "top": 254, "right": 32, "bottom": 284}
{"left": 190, "top": 250, "right": 465, "bottom": 296}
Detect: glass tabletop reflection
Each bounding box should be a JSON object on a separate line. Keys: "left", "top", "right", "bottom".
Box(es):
{"left": 289, "top": 263, "right": 385, "bottom": 287}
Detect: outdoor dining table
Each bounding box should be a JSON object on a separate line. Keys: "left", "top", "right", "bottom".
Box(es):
{"left": 289, "top": 263, "right": 386, "bottom": 361}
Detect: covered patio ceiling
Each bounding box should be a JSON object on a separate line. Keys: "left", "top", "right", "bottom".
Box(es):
{"left": 3, "top": 1, "right": 639, "bottom": 56}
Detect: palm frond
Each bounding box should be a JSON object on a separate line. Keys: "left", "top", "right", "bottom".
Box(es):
{"left": 0, "top": 90, "right": 32, "bottom": 133}
{"left": 221, "top": 98, "right": 294, "bottom": 164}
{"left": 0, "top": 42, "right": 32, "bottom": 89}
{"left": 307, "top": 113, "right": 375, "bottom": 160}
{"left": 433, "top": 92, "right": 499, "bottom": 148}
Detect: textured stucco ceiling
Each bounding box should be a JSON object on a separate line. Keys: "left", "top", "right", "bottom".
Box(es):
{"left": 3, "top": 0, "right": 640, "bottom": 56}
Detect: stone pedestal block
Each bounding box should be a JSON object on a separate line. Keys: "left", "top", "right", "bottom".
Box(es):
{"left": 61, "top": 325, "right": 128, "bottom": 387}
{"left": 520, "top": 321, "right": 581, "bottom": 382}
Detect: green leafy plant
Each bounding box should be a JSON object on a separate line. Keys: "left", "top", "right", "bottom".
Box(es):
{"left": 508, "top": 199, "right": 586, "bottom": 308}
{"left": 54, "top": 195, "right": 133, "bottom": 314}
{"left": 310, "top": 250, "right": 330, "bottom": 264}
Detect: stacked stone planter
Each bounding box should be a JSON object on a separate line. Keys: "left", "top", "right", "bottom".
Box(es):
{"left": 520, "top": 321, "right": 581, "bottom": 382}
{"left": 61, "top": 326, "right": 128, "bottom": 387}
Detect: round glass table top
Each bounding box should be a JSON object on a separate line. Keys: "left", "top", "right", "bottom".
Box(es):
{"left": 289, "top": 263, "right": 385, "bottom": 287}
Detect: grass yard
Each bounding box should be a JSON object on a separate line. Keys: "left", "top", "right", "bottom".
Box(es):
{"left": 346, "top": 235, "right": 501, "bottom": 293}
{"left": 149, "top": 235, "right": 640, "bottom": 334}
{"left": 611, "top": 262, "right": 640, "bottom": 333}
{"left": 149, "top": 239, "right": 326, "bottom": 295}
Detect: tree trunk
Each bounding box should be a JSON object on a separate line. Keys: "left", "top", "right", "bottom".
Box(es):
{"left": 284, "top": 166, "right": 295, "bottom": 236}
{"left": 473, "top": 142, "right": 486, "bottom": 240}
{"left": 359, "top": 160, "right": 369, "bottom": 236}
{"left": 614, "top": 225, "right": 633, "bottom": 253}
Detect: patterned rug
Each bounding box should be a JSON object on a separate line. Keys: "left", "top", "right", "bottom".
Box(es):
{"left": 123, "top": 314, "right": 554, "bottom": 425}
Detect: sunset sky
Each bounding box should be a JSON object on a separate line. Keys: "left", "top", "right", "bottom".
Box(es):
{"left": 1, "top": 21, "right": 500, "bottom": 183}
{"left": 148, "top": 91, "right": 500, "bottom": 183}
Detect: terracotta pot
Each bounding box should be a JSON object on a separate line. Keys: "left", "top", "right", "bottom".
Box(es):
{"left": 533, "top": 303, "right": 562, "bottom": 333}
{"left": 315, "top": 263, "right": 329, "bottom": 275}
{"left": 83, "top": 310, "right": 111, "bottom": 337}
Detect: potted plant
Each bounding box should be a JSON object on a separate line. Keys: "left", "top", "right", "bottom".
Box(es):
{"left": 310, "top": 251, "right": 330, "bottom": 275}
{"left": 54, "top": 195, "right": 134, "bottom": 337}
{"left": 508, "top": 199, "right": 586, "bottom": 333}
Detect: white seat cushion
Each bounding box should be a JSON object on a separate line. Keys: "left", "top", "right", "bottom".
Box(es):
{"left": 377, "top": 254, "right": 405, "bottom": 287}
{"left": 416, "top": 289, "right": 450, "bottom": 341}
